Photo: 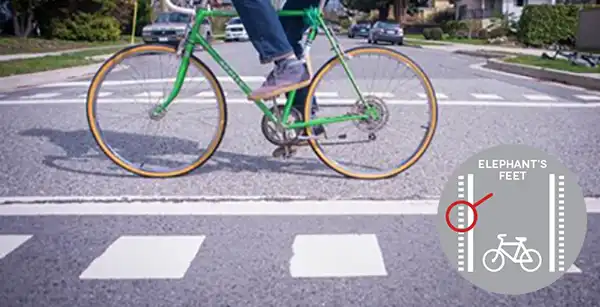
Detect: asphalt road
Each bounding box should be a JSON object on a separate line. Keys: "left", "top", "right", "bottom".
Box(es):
{"left": 1, "top": 37, "right": 600, "bottom": 306}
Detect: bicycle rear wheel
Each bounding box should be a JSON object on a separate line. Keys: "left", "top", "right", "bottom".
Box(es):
{"left": 86, "top": 44, "right": 227, "bottom": 177}
{"left": 303, "top": 46, "right": 438, "bottom": 179}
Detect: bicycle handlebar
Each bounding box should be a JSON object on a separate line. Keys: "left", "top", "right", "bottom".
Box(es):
{"left": 162, "top": 0, "right": 328, "bottom": 16}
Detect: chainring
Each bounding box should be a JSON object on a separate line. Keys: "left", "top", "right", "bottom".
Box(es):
{"left": 261, "top": 105, "right": 304, "bottom": 146}
{"left": 352, "top": 96, "right": 390, "bottom": 133}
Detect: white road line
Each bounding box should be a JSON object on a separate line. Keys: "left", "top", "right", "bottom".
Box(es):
{"left": 39, "top": 76, "right": 266, "bottom": 87}
{"left": 364, "top": 92, "right": 394, "bottom": 98}
{"left": 315, "top": 92, "right": 339, "bottom": 98}
{"left": 470, "top": 93, "right": 503, "bottom": 100}
{"left": 290, "top": 234, "right": 387, "bottom": 278}
{"left": 134, "top": 91, "right": 163, "bottom": 98}
{"left": 3, "top": 98, "right": 600, "bottom": 108}
{"left": 574, "top": 95, "right": 600, "bottom": 101}
{"left": 79, "top": 235, "right": 205, "bottom": 279}
{"left": 78, "top": 92, "right": 113, "bottom": 98}
{"left": 195, "top": 91, "right": 228, "bottom": 97}
{"left": 0, "top": 235, "right": 32, "bottom": 259}
{"left": 0, "top": 198, "right": 599, "bottom": 216}
{"left": 21, "top": 92, "right": 61, "bottom": 99}
{"left": 524, "top": 94, "right": 556, "bottom": 101}
{"left": 418, "top": 93, "right": 448, "bottom": 99}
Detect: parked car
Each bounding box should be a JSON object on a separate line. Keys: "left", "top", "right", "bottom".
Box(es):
{"left": 224, "top": 17, "right": 249, "bottom": 42}
{"left": 368, "top": 21, "right": 404, "bottom": 45}
{"left": 348, "top": 22, "right": 371, "bottom": 38}
{"left": 142, "top": 12, "right": 212, "bottom": 46}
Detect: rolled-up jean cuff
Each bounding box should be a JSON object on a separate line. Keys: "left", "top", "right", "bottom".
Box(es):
{"left": 259, "top": 51, "right": 295, "bottom": 64}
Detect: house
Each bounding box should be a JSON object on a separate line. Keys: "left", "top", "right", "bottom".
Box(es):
{"left": 454, "top": 0, "right": 554, "bottom": 22}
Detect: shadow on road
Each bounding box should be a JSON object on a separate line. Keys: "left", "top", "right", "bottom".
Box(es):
{"left": 19, "top": 128, "right": 347, "bottom": 179}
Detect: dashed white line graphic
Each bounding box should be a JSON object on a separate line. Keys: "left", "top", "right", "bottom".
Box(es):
{"left": 523, "top": 94, "right": 556, "bottom": 101}
{"left": 457, "top": 176, "right": 466, "bottom": 272}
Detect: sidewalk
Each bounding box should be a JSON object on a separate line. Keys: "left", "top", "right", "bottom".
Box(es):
{"left": 0, "top": 44, "right": 129, "bottom": 62}
{"left": 405, "top": 38, "right": 546, "bottom": 56}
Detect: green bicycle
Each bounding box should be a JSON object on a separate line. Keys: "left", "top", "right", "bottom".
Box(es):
{"left": 85, "top": 0, "right": 438, "bottom": 180}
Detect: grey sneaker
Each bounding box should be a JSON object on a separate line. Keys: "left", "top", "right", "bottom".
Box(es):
{"left": 248, "top": 60, "right": 311, "bottom": 101}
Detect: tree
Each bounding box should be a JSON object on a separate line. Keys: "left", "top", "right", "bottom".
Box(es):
{"left": 341, "top": 0, "right": 391, "bottom": 21}
{"left": 9, "top": 0, "right": 48, "bottom": 37}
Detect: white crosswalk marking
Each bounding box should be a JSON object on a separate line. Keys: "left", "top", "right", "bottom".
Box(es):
{"left": 364, "top": 92, "right": 394, "bottom": 98}
{"left": 418, "top": 93, "right": 448, "bottom": 99}
{"left": 523, "top": 94, "right": 556, "bottom": 101}
{"left": 574, "top": 94, "right": 600, "bottom": 101}
{"left": 22, "top": 93, "right": 61, "bottom": 99}
{"left": 289, "top": 234, "right": 388, "bottom": 278}
{"left": 315, "top": 92, "right": 339, "bottom": 98}
{"left": 78, "top": 92, "right": 113, "bottom": 98}
{"left": 79, "top": 235, "right": 206, "bottom": 280}
{"left": 134, "top": 91, "right": 163, "bottom": 98}
{"left": 195, "top": 91, "right": 228, "bottom": 97}
{"left": 471, "top": 93, "right": 504, "bottom": 100}
{"left": 0, "top": 235, "right": 32, "bottom": 259}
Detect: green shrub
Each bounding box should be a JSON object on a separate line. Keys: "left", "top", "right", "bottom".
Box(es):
{"left": 340, "top": 18, "right": 351, "bottom": 30}
{"left": 430, "top": 27, "right": 443, "bottom": 40}
{"left": 50, "top": 13, "right": 121, "bottom": 41}
{"left": 517, "top": 4, "right": 599, "bottom": 47}
{"left": 422, "top": 28, "right": 432, "bottom": 40}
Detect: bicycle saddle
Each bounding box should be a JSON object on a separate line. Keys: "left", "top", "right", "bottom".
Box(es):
{"left": 497, "top": 234, "right": 507, "bottom": 239}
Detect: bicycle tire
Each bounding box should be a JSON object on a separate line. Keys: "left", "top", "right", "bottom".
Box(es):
{"left": 86, "top": 44, "right": 228, "bottom": 178}
{"left": 302, "top": 46, "right": 439, "bottom": 180}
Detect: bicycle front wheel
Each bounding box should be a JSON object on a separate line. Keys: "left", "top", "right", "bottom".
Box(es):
{"left": 86, "top": 44, "right": 227, "bottom": 177}
{"left": 303, "top": 46, "right": 438, "bottom": 180}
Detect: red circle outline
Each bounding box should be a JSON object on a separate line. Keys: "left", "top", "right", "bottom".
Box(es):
{"left": 445, "top": 200, "right": 479, "bottom": 233}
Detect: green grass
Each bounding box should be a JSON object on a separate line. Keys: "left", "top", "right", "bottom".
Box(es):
{"left": 0, "top": 36, "right": 141, "bottom": 55}
{"left": 405, "top": 33, "right": 487, "bottom": 45}
{"left": 0, "top": 46, "right": 126, "bottom": 77}
{"left": 504, "top": 55, "right": 600, "bottom": 73}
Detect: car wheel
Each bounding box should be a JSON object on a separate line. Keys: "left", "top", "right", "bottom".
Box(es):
{"left": 367, "top": 39, "right": 372, "bottom": 43}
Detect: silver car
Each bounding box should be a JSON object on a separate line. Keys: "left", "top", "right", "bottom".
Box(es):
{"left": 368, "top": 21, "right": 404, "bottom": 45}
{"left": 142, "top": 12, "right": 212, "bottom": 46}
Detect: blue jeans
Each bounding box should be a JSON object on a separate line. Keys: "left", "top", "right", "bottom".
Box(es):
{"left": 230, "top": 0, "right": 323, "bottom": 114}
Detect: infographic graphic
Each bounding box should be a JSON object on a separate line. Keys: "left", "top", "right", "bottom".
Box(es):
{"left": 436, "top": 144, "right": 587, "bottom": 295}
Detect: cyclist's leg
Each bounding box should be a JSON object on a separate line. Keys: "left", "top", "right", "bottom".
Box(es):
{"left": 279, "top": 0, "right": 325, "bottom": 135}
{"left": 230, "top": 0, "right": 311, "bottom": 100}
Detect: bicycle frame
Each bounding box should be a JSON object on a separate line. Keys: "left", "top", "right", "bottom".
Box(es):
{"left": 150, "top": 6, "right": 372, "bottom": 129}
{"left": 495, "top": 241, "right": 532, "bottom": 263}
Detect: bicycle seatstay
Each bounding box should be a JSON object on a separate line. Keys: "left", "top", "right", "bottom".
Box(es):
{"left": 158, "top": 6, "right": 369, "bottom": 128}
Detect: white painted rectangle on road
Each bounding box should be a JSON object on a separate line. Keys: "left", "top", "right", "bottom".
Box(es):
{"left": 1, "top": 197, "right": 599, "bottom": 216}
{"left": 315, "top": 92, "right": 338, "bottom": 98}
{"left": 79, "top": 235, "right": 205, "bottom": 279}
{"left": 0, "top": 235, "right": 32, "bottom": 259}
{"left": 195, "top": 91, "right": 228, "bottom": 97}
{"left": 364, "top": 92, "right": 394, "bottom": 98}
{"left": 523, "top": 94, "right": 556, "bottom": 101}
{"left": 418, "top": 93, "right": 448, "bottom": 99}
{"left": 78, "top": 92, "right": 113, "bottom": 98}
{"left": 290, "top": 234, "right": 387, "bottom": 277}
{"left": 574, "top": 95, "right": 600, "bottom": 101}
{"left": 22, "top": 92, "right": 61, "bottom": 99}
{"left": 471, "top": 93, "right": 503, "bottom": 100}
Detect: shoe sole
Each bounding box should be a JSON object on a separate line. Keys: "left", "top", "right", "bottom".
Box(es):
{"left": 247, "top": 79, "right": 312, "bottom": 101}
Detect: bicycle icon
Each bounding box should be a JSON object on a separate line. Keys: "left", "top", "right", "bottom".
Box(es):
{"left": 482, "top": 234, "right": 542, "bottom": 273}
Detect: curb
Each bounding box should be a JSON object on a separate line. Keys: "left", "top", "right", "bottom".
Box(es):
{"left": 485, "top": 57, "right": 600, "bottom": 91}
{"left": 454, "top": 49, "right": 520, "bottom": 59}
